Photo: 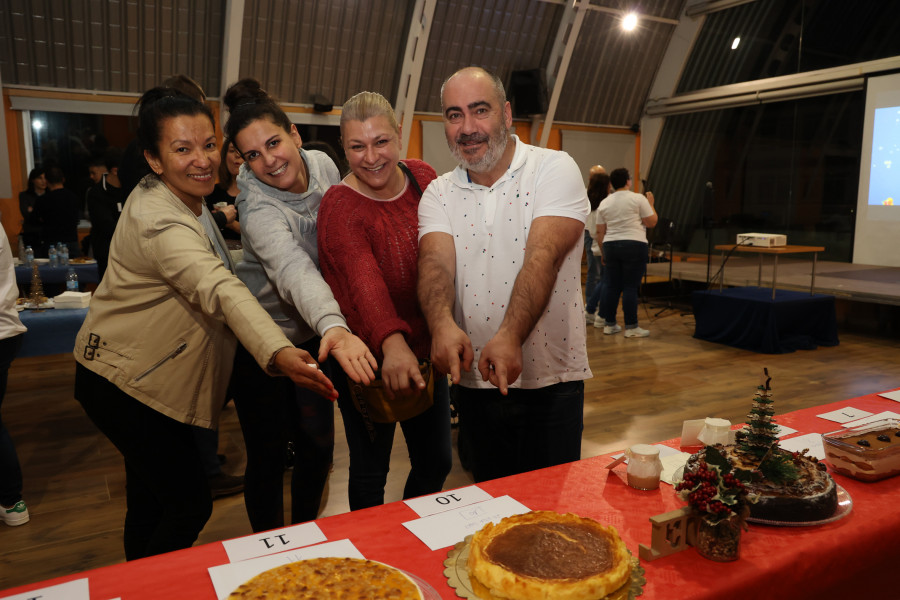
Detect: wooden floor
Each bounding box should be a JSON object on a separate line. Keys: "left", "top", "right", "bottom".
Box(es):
{"left": 3, "top": 303, "right": 900, "bottom": 591}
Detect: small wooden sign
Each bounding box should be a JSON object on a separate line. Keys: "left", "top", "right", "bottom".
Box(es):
{"left": 638, "top": 507, "right": 698, "bottom": 561}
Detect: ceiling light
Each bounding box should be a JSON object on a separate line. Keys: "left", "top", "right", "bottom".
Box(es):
{"left": 622, "top": 12, "right": 638, "bottom": 31}
{"left": 732, "top": 37, "right": 741, "bottom": 50}
{"left": 32, "top": 119, "right": 44, "bottom": 131}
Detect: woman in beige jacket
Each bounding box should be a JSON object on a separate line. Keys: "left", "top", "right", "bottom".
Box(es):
{"left": 73, "top": 87, "right": 332, "bottom": 561}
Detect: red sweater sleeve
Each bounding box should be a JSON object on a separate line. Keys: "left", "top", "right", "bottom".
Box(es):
{"left": 318, "top": 160, "right": 436, "bottom": 362}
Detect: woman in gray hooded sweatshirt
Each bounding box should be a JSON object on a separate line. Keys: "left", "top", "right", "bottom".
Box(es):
{"left": 223, "top": 79, "right": 377, "bottom": 530}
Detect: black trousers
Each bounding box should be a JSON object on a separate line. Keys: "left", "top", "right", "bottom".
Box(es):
{"left": 230, "top": 341, "right": 334, "bottom": 531}
{"left": 74, "top": 364, "right": 212, "bottom": 560}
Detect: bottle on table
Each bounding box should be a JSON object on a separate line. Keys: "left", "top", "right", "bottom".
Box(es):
{"left": 48, "top": 245, "right": 58, "bottom": 267}
{"left": 60, "top": 245, "right": 69, "bottom": 266}
{"left": 65, "top": 268, "right": 79, "bottom": 292}
{"left": 24, "top": 246, "right": 34, "bottom": 266}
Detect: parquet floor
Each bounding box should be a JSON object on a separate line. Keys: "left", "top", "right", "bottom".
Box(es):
{"left": 2, "top": 301, "right": 900, "bottom": 591}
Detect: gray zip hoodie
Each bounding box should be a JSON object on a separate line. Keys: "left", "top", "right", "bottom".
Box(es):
{"left": 234, "top": 148, "right": 346, "bottom": 345}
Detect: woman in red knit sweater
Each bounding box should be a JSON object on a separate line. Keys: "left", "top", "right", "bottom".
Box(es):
{"left": 318, "top": 92, "right": 451, "bottom": 507}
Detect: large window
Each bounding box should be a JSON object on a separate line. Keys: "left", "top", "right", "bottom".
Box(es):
{"left": 649, "top": 92, "right": 863, "bottom": 262}
{"left": 29, "top": 110, "right": 132, "bottom": 202}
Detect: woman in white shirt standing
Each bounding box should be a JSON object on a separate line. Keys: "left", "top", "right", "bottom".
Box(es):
{"left": 595, "top": 167, "right": 657, "bottom": 337}
{"left": 0, "top": 232, "right": 28, "bottom": 526}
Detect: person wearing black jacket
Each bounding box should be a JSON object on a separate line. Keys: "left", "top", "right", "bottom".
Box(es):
{"left": 86, "top": 148, "right": 125, "bottom": 279}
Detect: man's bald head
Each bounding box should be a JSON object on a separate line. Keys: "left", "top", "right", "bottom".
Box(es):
{"left": 589, "top": 164, "right": 606, "bottom": 177}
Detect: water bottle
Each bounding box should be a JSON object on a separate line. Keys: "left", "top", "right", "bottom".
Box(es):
{"left": 60, "top": 245, "right": 69, "bottom": 266}
{"left": 48, "top": 245, "right": 58, "bottom": 267}
{"left": 66, "top": 268, "right": 79, "bottom": 292}
{"left": 25, "top": 246, "right": 34, "bottom": 266}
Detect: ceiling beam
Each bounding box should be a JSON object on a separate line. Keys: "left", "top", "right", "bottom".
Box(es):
{"left": 538, "top": 0, "right": 679, "bottom": 26}
{"left": 395, "top": 0, "right": 437, "bottom": 159}
{"left": 219, "top": 0, "right": 245, "bottom": 128}
{"left": 539, "top": 0, "right": 588, "bottom": 148}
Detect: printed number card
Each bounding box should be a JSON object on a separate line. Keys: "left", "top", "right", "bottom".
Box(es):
{"left": 402, "top": 495, "right": 530, "bottom": 551}
{"left": 0, "top": 578, "right": 89, "bottom": 600}
{"left": 222, "top": 521, "right": 327, "bottom": 562}
{"left": 404, "top": 485, "right": 494, "bottom": 518}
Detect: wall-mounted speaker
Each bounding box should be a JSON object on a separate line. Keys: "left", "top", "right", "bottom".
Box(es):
{"left": 509, "top": 69, "right": 547, "bottom": 118}
{"left": 312, "top": 94, "right": 333, "bottom": 113}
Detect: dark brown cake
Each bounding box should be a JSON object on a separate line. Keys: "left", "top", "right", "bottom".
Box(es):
{"left": 688, "top": 445, "right": 837, "bottom": 522}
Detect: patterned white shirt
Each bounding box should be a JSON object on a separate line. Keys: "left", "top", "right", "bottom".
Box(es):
{"left": 418, "top": 136, "right": 592, "bottom": 389}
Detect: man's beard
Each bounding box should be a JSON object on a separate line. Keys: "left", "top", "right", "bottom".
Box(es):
{"left": 450, "top": 120, "right": 510, "bottom": 174}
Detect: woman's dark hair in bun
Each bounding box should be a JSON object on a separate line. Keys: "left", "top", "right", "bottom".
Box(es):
{"left": 223, "top": 78, "right": 293, "bottom": 151}
{"left": 136, "top": 86, "right": 214, "bottom": 159}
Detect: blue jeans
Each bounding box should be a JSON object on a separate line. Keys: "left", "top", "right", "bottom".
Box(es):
{"left": 600, "top": 240, "right": 648, "bottom": 327}
{"left": 584, "top": 231, "right": 601, "bottom": 307}
{"left": 0, "top": 334, "right": 23, "bottom": 507}
{"left": 337, "top": 373, "right": 452, "bottom": 510}
{"left": 454, "top": 380, "right": 584, "bottom": 483}
{"left": 586, "top": 259, "right": 604, "bottom": 314}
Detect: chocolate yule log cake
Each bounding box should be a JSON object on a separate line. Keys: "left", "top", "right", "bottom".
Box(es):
{"left": 686, "top": 370, "right": 837, "bottom": 523}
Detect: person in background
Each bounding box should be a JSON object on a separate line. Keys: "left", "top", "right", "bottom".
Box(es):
{"left": 205, "top": 139, "right": 242, "bottom": 243}
{"left": 318, "top": 91, "right": 451, "bottom": 509}
{"left": 223, "top": 78, "right": 376, "bottom": 529}
{"left": 35, "top": 167, "right": 80, "bottom": 258}
{"left": 18, "top": 167, "right": 47, "bottom": 251}
{"left": 0, "top": 232, "right": 29, "bottom": 526}
{"left": 595, "top": 167, "right": 657, "bottom": 338}
{"left": 87, "top": 157, "right": 107, "bottom": 186}
{"left": 302, "top": 140, "right": 348, "bottom": 177}
{"left": 86, "top": 148, "right": 125, "bottom": 279}
{"left": 584, "top": 165, "right": 611, "bottom": 327}
{"left": 418, "top": 66, "right": 591, "bottom": 483}
{"left": 72, "top": 86, "right": 335, "bottom": 560}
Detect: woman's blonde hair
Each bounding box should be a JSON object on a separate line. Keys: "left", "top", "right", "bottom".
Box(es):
{"left": 340, "top": 91, "right": 399, "bottom": 135}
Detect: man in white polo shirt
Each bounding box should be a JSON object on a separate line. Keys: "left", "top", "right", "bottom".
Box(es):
{"left": 417, "top": 66, "right": 591, "bottom": 482}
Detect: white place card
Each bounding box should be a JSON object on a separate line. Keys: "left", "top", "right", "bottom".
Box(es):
{"left": 404, "top": 485, "right": 493, "bottom": 518}
{"left": 209, "top": 539, "right": 363, "bottom": 600}
{"left": 878, "top": 390, "right": 900, "bottom": 402}
{"left": 660, "top": 452, "right": 692, "bottom": 485}
{"left": 608, "top": 443, "right": 684, "bottom": 465}
{"left": 774, "top": 424, "right": 798, "bottom": 437}
{"left": 680, "top": 419, "right": 706, "bottom": 445}
{"left": 0, "top": 578, "right": 89, "bottom": 600}
{"left": 816, "top": 407, "right": 873, "bottom": 423}
{"left": 222, "top": 521, "right": 327, "bottom": 563}
{"left": 778, "top": 433, "right": 826, "bottom": 460}
{"left": 842, "top": 411, "right": 900, "bottom": 428}
{"left": 402, "top": 495, "right": 530, "bottom": 552}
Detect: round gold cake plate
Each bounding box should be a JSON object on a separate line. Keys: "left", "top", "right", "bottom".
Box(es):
{"left": 443, "top": 535, "right": 645, "bottom": 600}
{"left": 746, "top": 484, "right": 852, "bottom": 527}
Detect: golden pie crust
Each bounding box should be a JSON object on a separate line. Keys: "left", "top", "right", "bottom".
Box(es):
{"left": 467, "top": 511, "right": 631, "bottom": 600}
{"left": 228, "top": 557, "right": 423, "bottom": 599}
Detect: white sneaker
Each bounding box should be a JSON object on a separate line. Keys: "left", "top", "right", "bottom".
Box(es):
{"left": 603, "top": 324, "right": 622, "bottom": 335}
{"left": 624, "top": 327, "right": 650, "bottom": 338}
{"left": 1, "top": 500, "right": 30, "bottom": 526}
{"left": 585, "top": 310, "right": 595, "bottom": 323}
{"left": 593, "top": 315, "right": 604, "bottom": 328}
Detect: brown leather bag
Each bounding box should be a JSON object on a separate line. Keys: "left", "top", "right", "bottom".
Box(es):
{"left": 349, "top": 360, "right": 434, "bottom": 425}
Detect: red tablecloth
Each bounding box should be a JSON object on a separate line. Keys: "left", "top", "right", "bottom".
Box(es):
{"left": 4, "top": 390, "right": 899, "bottom": 599}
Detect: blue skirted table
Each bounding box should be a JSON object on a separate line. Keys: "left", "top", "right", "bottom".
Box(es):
{"left": 692, "top": 286, "right": 839, "bottom": 353}
{"left": 15, "top": 262, "right": 99, "bottom": 295}
{"left": 17, "top": 307, "right": 89, "bottom": 358}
